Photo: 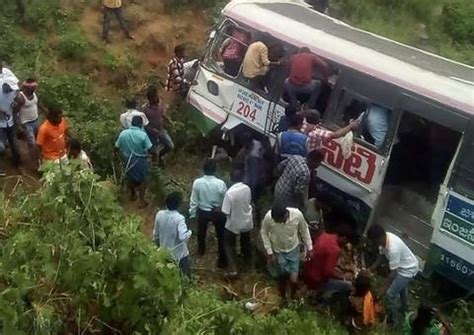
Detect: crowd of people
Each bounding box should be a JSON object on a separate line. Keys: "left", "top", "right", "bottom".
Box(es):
{"left": 0, "top": 4, "right": 452, "bottom": 333}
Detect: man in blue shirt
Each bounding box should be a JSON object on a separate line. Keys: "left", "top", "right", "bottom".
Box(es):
{"left": 189, "top": 159, "right": 228, "bottom": 268}
{"left": 115, "top": 116, "right": 152, "bottom": 207}
{"left": 154, "top": 192, "right": 192, "bottom": 278}
{"left": 0, "top": 81, "right": 20, "bottom": 175}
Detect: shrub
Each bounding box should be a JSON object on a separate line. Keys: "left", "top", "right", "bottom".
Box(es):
{"left": 443, "top": 1, "right": 474, "bottom": 44}
{"left": 57, "top": 27, "right": 90, "bottom": 61}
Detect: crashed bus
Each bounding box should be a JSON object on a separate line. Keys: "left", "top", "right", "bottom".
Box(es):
{"left": 186, "top": 0, "right": 474, "bottom": 292}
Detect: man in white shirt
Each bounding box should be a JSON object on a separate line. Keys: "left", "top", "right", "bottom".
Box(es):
{"left": 222, "top": 168, "right": 253, "bottom": 277}
{"left": 0, "top": 81, "right": 20, "bottom": 175}
{"left": 119, "top": 98, "right": 149, "bottom": 129}
{"left": 261, "top": 202, "right": 313, "bottom": 300}
{"left": 367, "top": 224, "right": 419, "bottom": 326}
{"left": 0, "top": 60, "right": 19, "bottom": 87}
{"left": 154, "top": 192, "right": 192, "bottom": 278}
{"left": 189, "top": 159, "right": 228, "bottom": 268}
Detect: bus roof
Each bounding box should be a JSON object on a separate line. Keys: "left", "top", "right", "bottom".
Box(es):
{"left": 223, "top": 0, "right": 474, "bottom": 115}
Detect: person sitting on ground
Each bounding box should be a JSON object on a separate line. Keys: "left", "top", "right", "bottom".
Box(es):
{"left": 0, "top": 80, "right": 21, "bottom": 175}
{"left": 14, "top": 79, "right": 40, "bottom": 167}
{"left": 68, "top": 138, "right": 93, "bottom": 170}
{"left": 166, "top": 44, "right": 190, "bottom": 96}
{"left": 260, "top": 202, "right": 313, "bottom": 300}
{"left": 403, "top": 304, "right": 450, "bottom": 335}
{"left": 37, "top": 106, "right": 70, "bottom": 165}
{"left": 275, "top": 113, "right": 308, "bottom": 159}
{"left": 143, "top": 87, "right": 174, "bottom": 166}
{"left": 350, "top": 272, "right": 381, "bottom": 331}
{"left": 119, "top": 98, "right": 149, "bottom": 129}
{"left": 367, "top": 224, "right": 420, "bottom": 326}
{"left": 274, "top": 150, "right": 325, "bottom": 211}
{"left": 0, "top": 59, "right": 19, "bottom": 86}
{"left": 154, "top": 192, "right": 192, "bottom": 279}
{"left": 242, "top": 40, "right": 282, "bottom": 91}
{"left": 101, "top": 0, "right": 134, "bottom": 44}
{"left": 222, "top": 167, "right": 253, "bottom": 278}
{"left": 303, "top": 225, "right": 354, "bottom": 301}
{"left": 285, "top": 47, "right": 330, "bottom": 112}
{"left": 115, "top": 115, "right": 152, "bottom": 207}
{"left": 189, "top": 159, "right": 228, "bottom": 269}
{"left": 302, "top": 109, "right": 359, "bottom": 152}
{"left": 219, "top": 27, "right": 250, "bottom": 77}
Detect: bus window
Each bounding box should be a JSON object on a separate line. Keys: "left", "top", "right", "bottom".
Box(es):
{"left": 450, "top": 129, "right": 474, "bottom": 199}
{"left": 207, "top": 23, "right": 251, "bottom": 78}
{"left": 336, "top": 92, "right": 392, "bottom": 150}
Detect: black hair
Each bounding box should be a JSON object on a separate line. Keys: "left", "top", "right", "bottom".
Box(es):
{"left": 48, "top": 105, "right": 63, "bottom": 117}
{"left": 174, "top": 44, "right": 185, "bottom": 56}
{"left": 335, "top": 224, "right": 353, "bottom": 240}
{"left": 146, "top": 86, "right": 159, "bottom": 104}
{"left": 203, "top": 159, "right": 217, "bottom": 176}
{"left": 166, "top": 192, "right": 182, "bottom": 211}
{"left": 305, "top": 110, "right": 321, "bottom": 125}
{"left": 126, "top": 98, "right": 137, "bottom": 109}
{"left": 131, "top": 115, "right": 143, "bottom": 128}
{"left": 271, "top": 202, "right": 287, "bottom": 222}
{"left": 288, "top": 113, "right": 304, "bottom": 128}
{"left": 25, "top": 78, "right": 36, "bottom": 83}
{"left": 231, "top": 168, "right": 244, "bottom": 183}
{"left": 354, "top": 273, "right": 372, "bottom": 297}
{"left": 307, "top": 149, "right": 325, "bottom": 163}
{"left": 367, "top": 224, "right": 386, "bottom": 242}
{"left": 412, "top": 304, "right": 435, "bottom": 335}
{"left": 69, "top": 138, "right": 82, "bottom": 152}
{"left": 239, "top": 131, "right": 254, "bottom": 149}
{"left": 300, "top": 47, "right": 311, "bottom": 53}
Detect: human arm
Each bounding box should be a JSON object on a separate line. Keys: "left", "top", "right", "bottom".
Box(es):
{"left": 297, "top": 210, "right": 313, "bottom": 257}
{"left": 260, "top": 214, "right": 274, "bottom": 260}
{"left": 177, "top": 216, "right": 192, "bottom": 242}
{"left": 153, "top": 213, "right": 160, "bottom": 245}
{"left": 219, "top": 38, "right": 231, "bottom": 58}
{"left": 294, "top": 170, "right": 310, "bottom": 209}
{"left": 312, "top": 54, "right": 330, "bottom": 79}
{"left": 13, "top": 92, "right": 25, "bottom": 114}
{"left": 189, "top": 180, "right": 199, "bottom": 219}
{"left": 221, "top": 191, "right": 231, "bottom": 216}
{"left": 328, "top": 119, "right": 359, "bottom": 140}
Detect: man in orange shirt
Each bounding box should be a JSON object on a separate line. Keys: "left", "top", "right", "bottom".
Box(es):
{"left": 37, "top": 107, "right": 70, "bottom": 164}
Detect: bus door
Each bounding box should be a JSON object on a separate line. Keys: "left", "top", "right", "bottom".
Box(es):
{"left": 316, "top": 73, "right": 398, "bottom": 227}
{"left": 429, "top": 118, "right": 474, "bottom": 291}
{"left": 373, "top": 94, "right": 466, "bottom": 258}
{"left": 187, "top": 19, "right": 249, "bottom": 133}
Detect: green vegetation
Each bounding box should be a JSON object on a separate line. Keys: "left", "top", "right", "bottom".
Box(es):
{"left": 332, "top": 0, "right": 474, "bottom": 65}
{"left": 0, "top": 0, "right": 472, "bottom": 334}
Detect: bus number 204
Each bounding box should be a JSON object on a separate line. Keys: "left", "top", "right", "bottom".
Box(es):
{"left": 236, "top": 102, "right": 257, "bottom": 122}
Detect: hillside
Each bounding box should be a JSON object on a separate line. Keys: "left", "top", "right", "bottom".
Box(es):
{"left": 0, "top": 0, "right": 473, "bottom": 334}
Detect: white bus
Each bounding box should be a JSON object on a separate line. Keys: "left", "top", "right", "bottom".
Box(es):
{"left": 187, "top": 0, "right": 474, "bottom": 291}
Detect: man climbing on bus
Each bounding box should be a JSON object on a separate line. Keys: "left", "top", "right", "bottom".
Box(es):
{"left": 219, "top": 27, "right": 250, "bottom": 77}
{"left": 242, "top": 40, "right": 283, "bottom": 92}
{"left": 275, "top": 113, "right": 308, "bottom": 160}
{"left": 285, "top": 47, "right": 330, "bottom": 112}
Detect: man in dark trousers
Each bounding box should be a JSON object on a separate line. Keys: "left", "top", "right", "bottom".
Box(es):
{"left": 189, "top": 159, "right": 228, "bottom": 268}
{"left": 102, "top": 0, "right": 134, "bottom": 44}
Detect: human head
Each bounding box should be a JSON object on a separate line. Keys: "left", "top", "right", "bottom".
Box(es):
{"left": 271, "top": 202, "right": 288, "bottom": 223}
{"left": 131, "top": 115, "right": 143, "bottom": 128}
{"left": 300, "top": 47, "right": 311, "bottom": 54}
{"left": 412, "top": 304, "right": 435, "bottom": 335}
{"left": 288, "top": 113, "right": 304, "bottom": 130}
{"left": 366, "top": 224, "right": 387, "bottom": 248}
{"left": 354, "top": 272, "right": 372, "bottom": 296}
{"left": 22, "top": 78, "right": 38, "bottom": 94}
{"left": 125, "top": 98, "right": 137, "bottom": 110}
{"left": 203, "top": 159, "right": 217, "bottom": 176}
{"left": 239, "top": 131, "right": 254, "bottom": 149}
{"left": 335, "top": 224, "right": 353, "bottom": 247}
{"left": 305, "top": 109, "right": 321, "bottom": 125}
{"left": 307, "top": 149, "right": 325, "bottom": 170}
{"left": 166, "top": 192, "right": 182, "bottom": 211}
{"left": 146, "top": 86, "right": 160, "bottom": 105}
{"left": 174, "top": 44, "right": 186, "bottom": 58}
{"left": 69, "top": 138, "right": 82, "bottom": 158}
{"left": 231, "top": 167, "right": 244, "bottom": 183}
{"left": 47, "top": 106, "right": 63, "bottom": 125}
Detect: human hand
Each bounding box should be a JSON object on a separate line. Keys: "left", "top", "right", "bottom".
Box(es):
{"left": 267, "top": 254, "right": 276, "bottom": 264}
{"left": 349, "top": 119, "right": 359, "bottom": 129}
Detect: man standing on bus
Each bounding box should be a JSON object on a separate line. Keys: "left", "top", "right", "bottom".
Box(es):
{"left": 219, "top": 27, "right": 250, "bottom": 77}
{"left": 285, "top": 47, "right": 330, "bottom": 112}
{"left": 275, "top": 113, "right": 308, "bottom": 160}
{"left": 367, "top": 224, "right": 419, "bottom": 326}
{"left": 242, "top": 40, "right": 282, "bottom": 92}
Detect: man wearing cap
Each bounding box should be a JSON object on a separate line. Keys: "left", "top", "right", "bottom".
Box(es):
{"left": 0, "top": 81, "right": 20, "bottom": 175}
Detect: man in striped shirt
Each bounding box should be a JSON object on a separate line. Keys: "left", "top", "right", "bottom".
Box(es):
{"left": 302, "top": 110, "right": 358, "bottom": 152}
{"left": 166, "top": 45, "right": 189, "bottom": 96}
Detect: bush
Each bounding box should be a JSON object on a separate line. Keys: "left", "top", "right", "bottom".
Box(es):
{"left": 57, "top": 27, "right": 90, "bottom": 61}
{"left": 443, "top": 1, "right": 474, "bottom": 44}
